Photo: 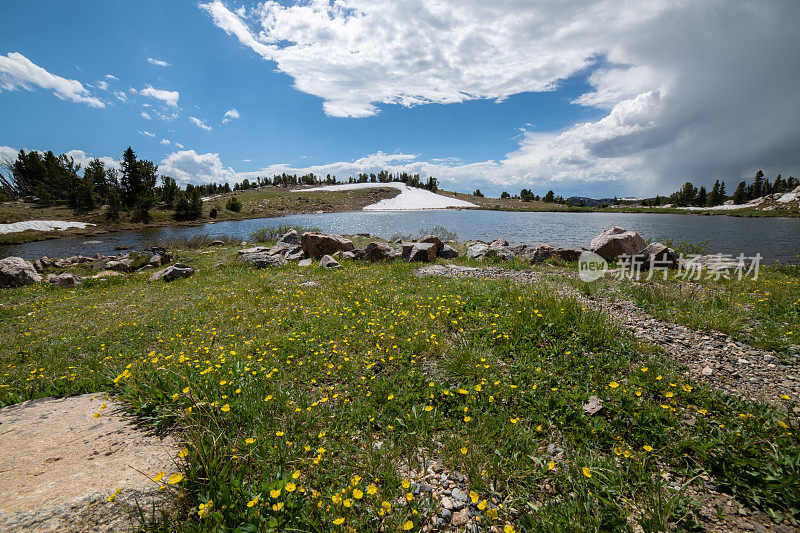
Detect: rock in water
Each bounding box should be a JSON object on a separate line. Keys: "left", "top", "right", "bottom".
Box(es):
{"left": 364, "top": 242, "right": 393, "bottom": 262}
{"left": 589, "top": 227, "right": 646, "bottom": 261}
{"left": 320, "top": 255, "right": 342, "bottom": 268}
{"left": 0, "top": 257, "right": 42, "bottom": 288}
{"left": 149, "top": 263, "right": 195, "bottom": 282}
{"left": 301, "top": 232, "right": 355, "bottom": 258}
{"left": 438, "top": 244, "right": 459, "bottom": 259}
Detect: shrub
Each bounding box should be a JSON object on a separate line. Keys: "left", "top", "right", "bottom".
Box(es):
{"left": 250, "top": 225, "right": 321, "bottom": 242}
{"left": 226, "top": 197, "right": 242, "bottom": 212}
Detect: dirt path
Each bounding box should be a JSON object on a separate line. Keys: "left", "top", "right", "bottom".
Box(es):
{"left": 0, "top": 393, "right": 177, "bottom": 532}
{"left": 416, "top": 265, "right": 800, "bottom": 406}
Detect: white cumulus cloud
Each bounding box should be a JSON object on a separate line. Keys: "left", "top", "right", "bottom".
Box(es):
{"left": 189, "top": 116, "right": 212, "bottom": 131}
{"left": 160, "top": 150, "right": 235, "bottom": 185}
{"left": 139, "top": 130, "right": 156, "bottom": 137}
{"left": 222, "top": 108, "right": 240, "bottom": 123}
{"left": 200, "top": 0, "right": 800, "bottom": 195}
{"left": 0, "top": 52, "right": 104, "bottom": 108}
{"left": 139, "top": 84, "right": 179, "bottom": 107}
{"left": 161, "top": 139, "right": 170, "bottom": 145}
{"left": 146, "top": 57, "right": 171, "bottom": 67}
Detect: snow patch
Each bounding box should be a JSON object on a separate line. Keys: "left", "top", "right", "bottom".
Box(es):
{"left": 292, "top": 182, "right": 477, "bottom": 210}
{"left": 0, "top": 220, "right": 96, "bottom": 234}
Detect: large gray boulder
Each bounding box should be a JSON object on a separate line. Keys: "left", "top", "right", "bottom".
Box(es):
{"left": 364, "top": 242, "right": 393, "bottom": 262}
{"left": 438, "top": 244, "right": 459, "bottom": 259}
{"left": 149, "top": 263, "right": 195, "bottom": 282}
{"left": 486, "top": 244, "right": 514, "bottom": 261}
{"left": 106, "top": 258, "right": 134, "bottom": 272}
{"left": 320, "top": 255, "right": 342, "bottom": 268}
{"left": 467, "top": 243, "right": 490, "bottom": 259}
{"left": 301, "top": 232, "right": 355, "bottom": 258}
{"left": 402, "top": 242, "right": 437, "bottom": 262}
{"left": 0, "top": 257, "right": 42, "bottom": 288}
{"left": 589, "top": 227, "right": 646, "bottom": 261}
{"left": 240, "top": 253, "right": 287, "bottom": 268}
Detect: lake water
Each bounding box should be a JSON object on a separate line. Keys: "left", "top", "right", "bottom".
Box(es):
{"left": 2, "top": 210, "right": 799, "bottom": 263}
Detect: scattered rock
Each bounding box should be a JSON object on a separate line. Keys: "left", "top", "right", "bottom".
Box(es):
{"left": 298, "top": 259, "right": 313, "bottom": 267}
{"left": 341, "top": 251, "right": 358, "bottom": 261}
{"left": 149, "top": 263, "right": 194, "bottom": 282}
{"left": 0, "top": 257, "right": 42, "bottom": 288}
{"left": 320, "top": 255, "right": 342, "bottom": 268}
{"left": 240, "top": 253, "right": 287, "bottom": 268}
{"left": 636, "top": 242, "right": 679, "bottom": 269}
{"left": 420, "top": 235, "right": 444, "bottom": 255}
{"left": 582, "top": 395, "right": 604, "bottom": 415}
{"left": 278, "top": 229, "right": 301, "bottom": 245}
{"left": 466, "top": 243, "right": 490, "bottom": 259}
{"left": 438, "top": 244, "right": 459, "bottom": 259}
{"left": 364, "top": 242, "right": 394, "bottom": 262}
{"left": 301, "top": 232, "right": 355, "bottom": 258}
{"left": 402, "top": 242, "right": 437, "bottom": 262}
{"left": 45, "top": 273, "right": 83, "bottom": 287}
{"left": 285, "top": 250, "right": 306, "bottom": 261}
{"left": 490, "top": 238, "right": 509, "bottom": 247}
{"left": 210, "top": 240, "right": 225, "bottom": 246}
{"left": 701, "top": 366, "right": 714, "bottom": 376}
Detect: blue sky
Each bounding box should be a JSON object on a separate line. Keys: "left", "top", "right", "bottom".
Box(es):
{"left": 1, "top": 1, "right": 798, "bottom": 197}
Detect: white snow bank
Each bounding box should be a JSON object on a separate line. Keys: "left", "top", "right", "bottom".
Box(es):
{"left": 0, "top": 220, "right": 96, "bottom": 234}
{"left": 292, "top": 182, "right": 477, "bottom": 210}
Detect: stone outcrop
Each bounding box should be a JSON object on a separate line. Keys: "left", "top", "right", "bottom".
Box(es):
{"left": 301, "top": 232, "right": 355, "bottom": 258}
{"left": 438, "top": 244, "right": 459, "bottom": 259}
{"left": 240, "top": 253, "right": 287, "bottom": 268}
{"left": 364, "top": 242, "right": 394, "bottom": 262}
{"left": 45, "top": 273, "right": 83, "bottom": 287}
{"left": 0, "top": 257, "right": 42, "bottom": 288}
{"left": 635, "top": 242, "right": 679, "bottom": 269}
{"left": 149, "top": 263, "right": 195, "bottom": 282}
{"left": 589, "top": 227, "right": 646, "bottom": 261}
{"left": 419, "top": 235, "right": 444, "bottom": 255}
{"left": 402, "top": 242, "right": 437, "bottom": 262}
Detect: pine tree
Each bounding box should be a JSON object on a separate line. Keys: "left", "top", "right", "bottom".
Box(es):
{"left": 732, "top": 181, "right": 747, "bottom": 205}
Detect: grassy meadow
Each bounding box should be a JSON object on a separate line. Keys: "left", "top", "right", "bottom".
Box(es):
{"left": 2, "top": 243, "right": 800, "bottom": 531}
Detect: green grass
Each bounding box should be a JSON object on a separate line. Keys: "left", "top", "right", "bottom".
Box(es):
{"left": 1, "top": 247, "right": 799, "bottom": 531}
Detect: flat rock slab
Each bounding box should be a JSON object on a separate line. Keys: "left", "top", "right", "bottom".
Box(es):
{"left": 0, "top": 393, "right": 176, "bottom": 531}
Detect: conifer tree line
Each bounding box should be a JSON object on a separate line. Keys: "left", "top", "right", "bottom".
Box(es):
{"left": 0, "top": 147, "right": 442, "bottom": 221}
{"left": 643, "top": 171, "right": 798, "bottom": 207}
{"left": 498, "top": 188, "right": 567, "bottom": 204}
